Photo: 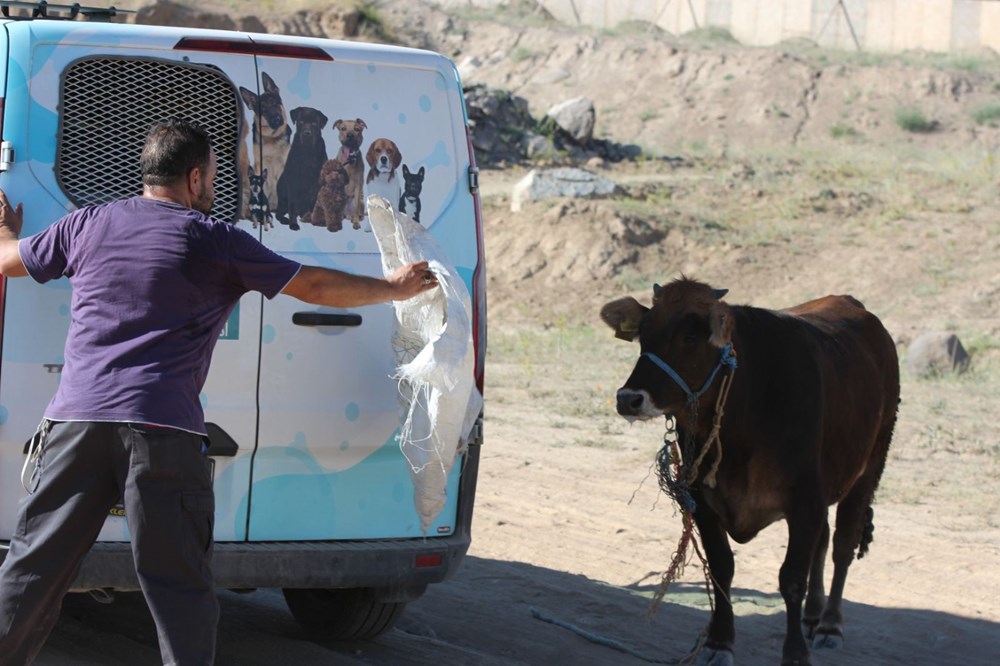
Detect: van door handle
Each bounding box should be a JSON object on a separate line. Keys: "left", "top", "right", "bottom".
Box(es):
{"left": 292, "top": 312, "right": 363, "bottom": 327}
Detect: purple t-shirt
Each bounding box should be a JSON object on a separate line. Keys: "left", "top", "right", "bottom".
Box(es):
{"left": 18, "top": 197, "right": 301, "bottom": 434}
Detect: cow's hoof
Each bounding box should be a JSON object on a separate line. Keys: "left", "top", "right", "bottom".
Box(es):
{"left": 696, "top": 647, "right": 735, "bottom": 666}
{"left": 781, "top": 659, "right": 811, "bottom": 666}
{"left": 802, "top": 618, "right": 819, "bottom": 640}
{"left": 812, "top": 629, "right": 844, "bottom": 650}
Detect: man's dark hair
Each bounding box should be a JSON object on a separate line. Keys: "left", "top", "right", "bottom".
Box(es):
{"left": 140, "top": 119, "right": 213, "bottom": 187}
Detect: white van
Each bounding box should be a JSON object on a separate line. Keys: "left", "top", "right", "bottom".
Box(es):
{"left": 0, "top": 3, "right": 485, "bottom": 639}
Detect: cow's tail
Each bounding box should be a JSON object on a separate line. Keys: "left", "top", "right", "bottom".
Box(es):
{"left": 857, "top": 398, "right": 898, "bottom": 561}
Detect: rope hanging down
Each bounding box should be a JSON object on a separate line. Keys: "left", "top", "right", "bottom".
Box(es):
{"left": 649, "top": 434, "right": 715, "bottom": 621}
{"left": 648, "top": 345, "right": 737, "bottom": 619}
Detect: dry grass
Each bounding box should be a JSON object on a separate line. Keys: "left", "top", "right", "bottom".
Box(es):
{"left": 485, "top": 138, "right": 1000, "bottom": 526}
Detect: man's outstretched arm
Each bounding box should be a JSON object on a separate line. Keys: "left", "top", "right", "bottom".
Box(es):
{"left": 281, "top": 261, "right": 438, "bottom": 307}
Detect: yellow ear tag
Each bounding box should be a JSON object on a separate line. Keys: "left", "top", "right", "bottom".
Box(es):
{"left": 615, "top": 319, "right": 639, "bottom": 341}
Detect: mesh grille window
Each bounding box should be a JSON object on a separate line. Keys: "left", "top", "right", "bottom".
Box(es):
{"left": 57, "top": 57, "right": 242, "bottom": 222}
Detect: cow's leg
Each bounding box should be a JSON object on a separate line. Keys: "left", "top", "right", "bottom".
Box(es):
{"left": 779, "top": 490, "right": 825, "bottom": 666}
{"left": 691, "top": 504, "right": 735, "bottom": 666}
{"left": 802, "top": 517, "right": 829, "bottom": 639}
{"left": 815, "top": 482, "right": 875, "bottom": 647}
{"left": 816, "top": 429, "right": 891, "bottom": 650}
{"left": 811, "top": 500, "right": 857, "bottom": 649}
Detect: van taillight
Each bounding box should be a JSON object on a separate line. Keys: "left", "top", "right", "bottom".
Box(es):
{"left": 174, "top": 38, "right": 333, "bottom": 61}
{"left": 414, "top": 554, "right": 443, "bottom": 568}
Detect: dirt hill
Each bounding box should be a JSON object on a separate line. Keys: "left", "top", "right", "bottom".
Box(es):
{"left": 115, "top": 0, "right": 1000, "bottom": 338}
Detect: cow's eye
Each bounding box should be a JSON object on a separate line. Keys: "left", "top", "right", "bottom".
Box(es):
{"left": 682, "top": 334, "right": 698, "bottom": 345}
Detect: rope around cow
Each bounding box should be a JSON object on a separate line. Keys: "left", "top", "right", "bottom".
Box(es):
{"left": 647, "top": 345, "right": 738, "bottom": 622}
{"left": 531, "top": 345, "right": 738, "bottom": 664}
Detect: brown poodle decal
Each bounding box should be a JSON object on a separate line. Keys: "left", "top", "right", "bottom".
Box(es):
{"left": 303, "top": 159, "right": 350, "bottom": 232}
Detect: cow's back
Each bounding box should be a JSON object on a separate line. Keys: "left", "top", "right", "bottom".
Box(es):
{"left": 781, "top": 295, "right": 899, "bottom": 503}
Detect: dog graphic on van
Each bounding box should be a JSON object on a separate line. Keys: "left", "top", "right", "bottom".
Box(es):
{"left": 275, "top": 106, "right": 329, "bottom": 230}
{"left": 332, "top": 118, "right": 367, "bottom": 230}
{"left": 399, "top": 164, "right": 425, "bottom": 224}
{"left": 247, "top": 166, "right": 272, "bottom": 231}
{"left": 364, "top": 138, "right": 402, "bottom": 232}
{"left": 303, "top": 159, "right": 350, "bottom": 232}
{"left": 239, "top": 72, "right": 291, "bottom": 222}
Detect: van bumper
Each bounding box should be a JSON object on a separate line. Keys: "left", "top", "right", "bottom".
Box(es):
{"left": 1, "top": 425, "right": 482, "bottom": 595}
{"left": 62, "top": 532, "right": 471, "bottom": 593}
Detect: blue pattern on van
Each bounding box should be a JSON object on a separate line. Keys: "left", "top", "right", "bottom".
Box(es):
{"left": 423, "top": 140, "right": 451, "bottom": 170}
{"left": 29, "top": 52, "right": 61, "bottom": 110}
{"left": 3, "top": 295, "right": 71, "bottom": 360}
{"left": 226, "top": 429, "right": 460, "bottom": 539}
{"left": 288, "top": 61, "right": 312, "bottom": 98}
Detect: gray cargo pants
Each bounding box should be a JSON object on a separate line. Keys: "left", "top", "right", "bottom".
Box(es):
{"left": 0, "top": 421, "right": 219, "bottom": 665}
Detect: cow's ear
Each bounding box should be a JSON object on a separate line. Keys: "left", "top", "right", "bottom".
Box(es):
{"left": 709, "top": 300, "right": 733, "bottom": 348}
{"left": 600, "top": 297, "right": 647, "bottom": 342}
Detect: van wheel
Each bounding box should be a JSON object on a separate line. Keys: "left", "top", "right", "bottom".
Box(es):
{"left": 282, "top": 587, "right": 406, "bottom": 640}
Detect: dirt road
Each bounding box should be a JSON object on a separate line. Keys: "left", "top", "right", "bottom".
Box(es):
{"left": 37, "top": 352, "right": 1000, "bottom": 664}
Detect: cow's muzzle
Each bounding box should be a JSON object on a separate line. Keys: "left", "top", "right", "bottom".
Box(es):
{"left": 616, "top": 388, "right": 660, "bottom": 420}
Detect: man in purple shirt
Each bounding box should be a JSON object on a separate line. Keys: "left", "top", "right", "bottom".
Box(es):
{"left": 0, "top": 119, "right": 437, "bottom": 665}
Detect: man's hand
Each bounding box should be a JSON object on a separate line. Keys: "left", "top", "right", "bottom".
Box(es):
{"left": 0, "top": 188, "right": 27, "bottom": 277}
{"left": 387, "top": 261, "right": 439, "bottom": 300}
{"left": 0, "top": 188, "right": 24, "bottom": 240}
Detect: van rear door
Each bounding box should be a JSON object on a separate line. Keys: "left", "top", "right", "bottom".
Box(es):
{"left": 0, "top": 22, "right": 264, "bottom": 542}
{"left": 246, "top": 38, "right": 478, "bottom": 540}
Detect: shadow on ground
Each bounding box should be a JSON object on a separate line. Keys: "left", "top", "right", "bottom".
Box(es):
{"left": 40, "top": 555, "right": 999, "bottom": 666}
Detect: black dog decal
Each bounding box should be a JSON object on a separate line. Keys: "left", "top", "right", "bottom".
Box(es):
{"left": 399, "top": 164, "right": 424, "bottom": 223}
{"left": 275, "top": 107, "right": 329, "bottom": 230}
{"left": 247, "top": 166, "right": 271, "bottom": 231}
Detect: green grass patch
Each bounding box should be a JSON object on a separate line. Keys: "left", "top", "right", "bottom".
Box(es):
{"left": 510, "top": 46, "right": 536, "bottom": 63}
{"left": 680, "top": 27, "right": 738, "bottom": 47}
{"left": 895, "top": 106, "right": 935, "bottom": 133}
{"left": 446, "top": 0, "right": 558, "bottom": 29}
{"left": 972, "top": 103, "right": 1000, "bottom": 126}
{"left": 830, "top": 123, "right": 860, "bottom": 139}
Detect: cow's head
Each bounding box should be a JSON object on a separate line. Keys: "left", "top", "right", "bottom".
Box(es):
{"left": 601, "top": 278, "right": 732, "bottom": 426}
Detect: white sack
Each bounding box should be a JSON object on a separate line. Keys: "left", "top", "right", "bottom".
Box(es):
{"left": 367, "top": 196, "right": 484, "bottom": 532}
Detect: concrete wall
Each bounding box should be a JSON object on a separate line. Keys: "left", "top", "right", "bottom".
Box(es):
{"left": 534, "top": 0, "right": 1000, "bottom": 53}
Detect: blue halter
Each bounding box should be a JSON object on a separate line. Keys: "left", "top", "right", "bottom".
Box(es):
{"left": 641, "top": 342, "right": 738, "bottom": 405}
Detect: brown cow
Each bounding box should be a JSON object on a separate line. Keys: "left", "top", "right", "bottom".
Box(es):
{"left": 601, "top": 278, "right": 899, "bottom": 666}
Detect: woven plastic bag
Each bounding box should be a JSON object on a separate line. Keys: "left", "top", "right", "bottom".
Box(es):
{"left": 367, "top": 196, "right": 483, "bottom": 532}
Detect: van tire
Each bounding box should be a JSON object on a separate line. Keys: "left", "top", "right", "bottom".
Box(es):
{"left": 282, "top": 587, "right": 406, "bottom": 640}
